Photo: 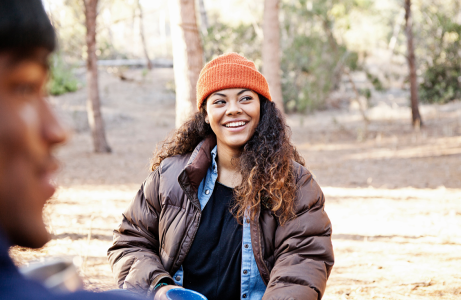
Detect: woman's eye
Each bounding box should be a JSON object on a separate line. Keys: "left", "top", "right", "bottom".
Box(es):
{"left": 214, "top": 99, "right": 226, "bottom": 105}
{"left": 240, "top": 96, "right": 252, "bottom": 102}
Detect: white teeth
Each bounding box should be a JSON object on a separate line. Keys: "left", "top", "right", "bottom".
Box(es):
{"left": 225, "top": 121, "right": 246, "bottom": 127}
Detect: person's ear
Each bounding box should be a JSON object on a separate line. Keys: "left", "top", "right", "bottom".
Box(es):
{"left": 205, "top": 115, "right": 209, "bottom": 124}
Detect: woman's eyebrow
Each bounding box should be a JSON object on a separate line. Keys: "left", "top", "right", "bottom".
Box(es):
{"left": 237, "top": 89, "right": 251, "bottom": 95}
{"left": 211, "top": 92, "right": 227, "bottom": 97}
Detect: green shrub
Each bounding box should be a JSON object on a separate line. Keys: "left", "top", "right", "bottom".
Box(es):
{"left": 417, "top": 4, "right": 461, "bottom": 104}
{"left": 366, "top": 72, "right": 384, "bottom": 91}
{"left": 420, "top": 63, "right": 461, "bottom": 104}
{"left": 47, "top": 54, "right": 79, "bottom": 96}
{"left": 280, "top": 0, "right": 362, "bottom": 112}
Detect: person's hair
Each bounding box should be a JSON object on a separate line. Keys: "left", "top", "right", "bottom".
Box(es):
{"left": 151, "top": 95, "right": 305, "bottom": 225}
{"left": 0, "top": 0, "right": 56, "bottom": 54}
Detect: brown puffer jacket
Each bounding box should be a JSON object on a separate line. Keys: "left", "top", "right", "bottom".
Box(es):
{"left": 108, "top": 136, "right": 334, "bottom": 300}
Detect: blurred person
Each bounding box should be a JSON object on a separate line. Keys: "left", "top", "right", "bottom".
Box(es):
{"left": 108, "top": 53, "right": 334, "bottom": 300}
{"left": 0, "top": 1, "right": 137, "bottom": 299}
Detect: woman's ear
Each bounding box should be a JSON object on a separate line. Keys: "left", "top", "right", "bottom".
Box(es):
{"left": 205, "top": 115, "right": 209, "bottom": 124}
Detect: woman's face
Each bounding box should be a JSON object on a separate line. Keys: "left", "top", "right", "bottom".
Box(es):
{"left": 205, "top": 88, "right": 260, "bottom": 151}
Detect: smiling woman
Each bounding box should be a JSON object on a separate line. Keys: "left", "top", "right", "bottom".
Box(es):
{"left": 108, "top": 53, "right": 334, "bottom": 300}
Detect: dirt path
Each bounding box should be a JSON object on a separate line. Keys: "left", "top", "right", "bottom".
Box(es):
{"left": 10, "top": 69, "right": 461, "bottom": 299}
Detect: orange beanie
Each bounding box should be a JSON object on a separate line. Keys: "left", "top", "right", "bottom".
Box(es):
{"left": 196, "top": 53, "right": 272, "bottom": 109}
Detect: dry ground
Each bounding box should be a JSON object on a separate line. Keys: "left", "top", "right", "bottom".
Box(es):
{"left": 10, "top": 68, "right": 461, "bottom": 299}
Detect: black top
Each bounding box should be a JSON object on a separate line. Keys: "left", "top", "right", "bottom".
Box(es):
{"left": 182, "top": 182, "right": 242, "bottom": 300}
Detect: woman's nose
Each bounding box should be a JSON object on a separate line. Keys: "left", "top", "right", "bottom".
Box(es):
{"left": 226, "top": 100, "right": 242, "bottom": 115}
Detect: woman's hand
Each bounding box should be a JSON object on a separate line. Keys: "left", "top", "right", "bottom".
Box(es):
{"left": 153, "top": 285, "right": 184, "bottom": 300}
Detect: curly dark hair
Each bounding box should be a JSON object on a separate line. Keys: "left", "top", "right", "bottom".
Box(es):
{"left": 151, "top": 96, "right": 305, "bottom": 225}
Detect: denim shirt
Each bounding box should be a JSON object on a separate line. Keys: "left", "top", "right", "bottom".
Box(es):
{"left": 173, "top": 146, "right": 266, "bottom": 300}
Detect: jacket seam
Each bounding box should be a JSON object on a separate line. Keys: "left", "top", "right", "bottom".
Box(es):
{"left": 171, "top": 211, "right": 200, "bottom": 271}
{"left": 113, "top": 241, "right": 157, "bottom": 252}
{"left": 159, "top": 247, "right": 175, "bottom": 259}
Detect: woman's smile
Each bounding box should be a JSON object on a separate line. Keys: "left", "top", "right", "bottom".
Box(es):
{"left": 223, "top": 119, "right": 249, "bottom": 131}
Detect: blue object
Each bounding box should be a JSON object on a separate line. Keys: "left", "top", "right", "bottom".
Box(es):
{"left": 166, "top": 289, "right": 207, "bottom": 300}
{"left": 173, "top": 145, "right": 266, "bottom": 300}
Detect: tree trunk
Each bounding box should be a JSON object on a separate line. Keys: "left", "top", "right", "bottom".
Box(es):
{"left": 404, "top": 0, "right": 423, "bottom": 128}
{"left": 198, "top": 0, "right": 209, "bottom": 35}
{"left": 169, "top": 0, "right": 204, "bottom": 128}
{"left": 262, "top": 0, "right": 285, "bottom": 114}
{"left": 137, "top": 0, "right": 152, "bottom": 70}
{"left": 84, "top": 0, "right": 111, "bottom": 153}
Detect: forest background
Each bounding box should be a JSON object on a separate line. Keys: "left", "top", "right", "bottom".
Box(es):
{"left": 9, "top": 0, "right": 461, "bottom": 300}
{"left": 47, "top": 0, "right": 461, "bottom": 111}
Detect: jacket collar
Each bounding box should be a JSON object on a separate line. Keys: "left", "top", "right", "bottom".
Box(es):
{"left": 177, "top": 135, "right": 217, "bottom": 208}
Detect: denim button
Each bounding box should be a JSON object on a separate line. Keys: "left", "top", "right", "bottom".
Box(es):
{"left": 242, "top": 294, "right": 247, "bottom": 298}
{"left": 175, "top": 276, "right": 181, "bottom": 281}
{"left": 244, "top": 244, "right": 249, "bottom": 249}
{"left": 205, "top": 190, "right": 210, "bottom": 195}
{"left": 243, "top": 270, "right": 248, "bottom": 274}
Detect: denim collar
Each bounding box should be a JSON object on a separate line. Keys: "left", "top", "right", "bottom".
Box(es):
{"left": 211, "top": 145, "right": 218, "bottom": 174}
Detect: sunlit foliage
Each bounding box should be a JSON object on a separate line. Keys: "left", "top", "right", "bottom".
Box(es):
{"left": 47, "top": 53, "right": 79, "bottom": 95}
{"left": 415, "top": 0, "right": 461, "bottom": 103}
